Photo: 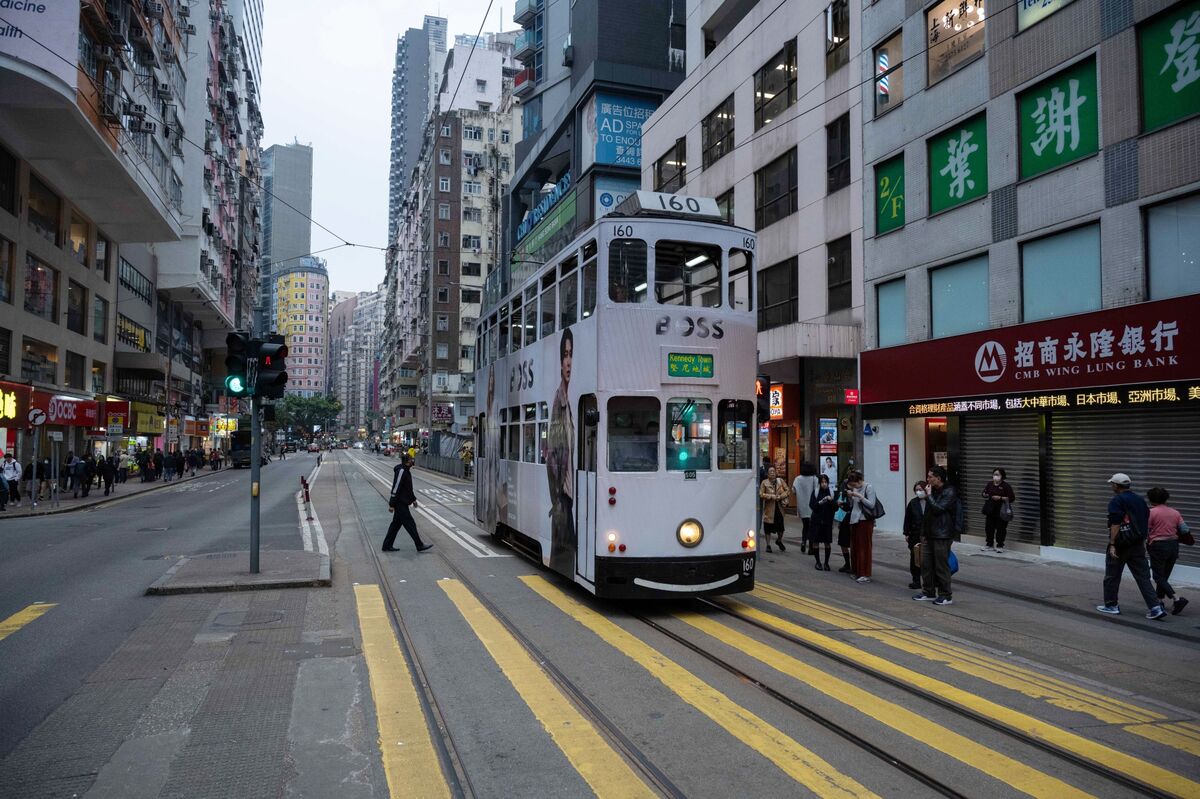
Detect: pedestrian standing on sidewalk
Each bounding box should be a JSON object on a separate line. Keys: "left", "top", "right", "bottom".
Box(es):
{"left": 844, "top": 470, "right": 877, "bottom": 583}
{"left": 4, "top": 452, "right": 22, "bottom": 507}
{"left": 383, "top": 453, "right": 432, "bottom": 553}
{"left": 152, "top": 449, "right": 164, "bottom": 482}
{"left": 1097, "top": 474, "right": 1166, "bottom": 620}
{"left": 792, "top": 462, "right": 818, "bottom": 555}
{"left": 1146, "top": 487, "right": 1188, "bottom": 616}
{"left": 903, "top": 482, "right": 930, "bottom": 590}
{"left": 759, "top": 466, "right": 788, "bottom": 553}
{"left": 117, "top": 451, "right": 130, "bottom": 484}
{"left": 163, "top": 450, "right": 176, "bottom": 482}
{"left": 0, "top": 466, "right": 7, "bottom": 511}
{"left": 808, "top": 474, "right": 835, "bottom": 570}
{"left": 915, "top": 466, "right": 959, "bottom": 606}
{"left": 101, "top": 455, "right": 116, "bottom": 496}
{"left": 835, "top": 477, "right": 855, "bottom": 574}
{"left": 981, "top": 468, "right": 1016, "bottom": 552}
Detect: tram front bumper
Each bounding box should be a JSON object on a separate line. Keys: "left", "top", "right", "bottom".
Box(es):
{"left": 594, "top": 552, "right": 756, "bottom": 599}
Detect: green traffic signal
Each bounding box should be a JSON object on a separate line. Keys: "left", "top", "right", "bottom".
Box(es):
{"left": 225, "top": 375, "right": 246, "bottom": 395}
{"left": 225, "top": 331, "right": 253, "bottom": 397}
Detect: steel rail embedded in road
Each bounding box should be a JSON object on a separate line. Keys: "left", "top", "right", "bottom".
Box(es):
{"left": 699, "top": 597, "right": 1184, "bottom": 799}
{"left": 344, "top": 453, "right": 686, "bottom": 799}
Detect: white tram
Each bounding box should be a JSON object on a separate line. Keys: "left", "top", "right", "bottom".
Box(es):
{"left": 474, "top": 192, "right": 759, "bottom": 598}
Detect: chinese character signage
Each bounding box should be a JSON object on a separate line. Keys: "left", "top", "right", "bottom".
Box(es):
{"left": 432, "top": 405, "right": 454, "bottom": 421}
{"left": 580, "top": 92, "right": 660, "bottom": 172}
{"left": 901, "top": 383, "right": 1200, "bottom": 416}
{"left": 667, "top": 352, "right": 715, "bottom": 378}
{"left": 0, "top": 381, "right": 31, "bottom": 426}
{"left": 1140, "top": 0, "right": 1200, "bottom": 133}
{"left": 1018, "top": 0, "right": 1077, "bottom": 31}
{"left": 31, "top": 392, "right": 99, "bottom": 427}
{"left": 1018, "top": 57, "right": 1098, "bottom": 180}
{"left": 862, "top": 294, "right": 1199, "bottom": 405}
{"left": 875, "top": 155, "right": 905, "bottom": 234}
{"left": 769, "top": 384, "right": 784, "bottom": 419}
{"left": 928, "top": 114, "right": 988, "bottom": 214}
{"left": 927, "top": 0, "right": 986, "bottom": 85}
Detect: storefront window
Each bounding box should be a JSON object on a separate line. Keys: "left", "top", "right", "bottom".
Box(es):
{"left": 65, "top": 350, "right": 86, "bottom": 390}
{"left": 874, "top": 31, "right": 904, "bottom": 115}
{"left": 67, "top": 280, "right": 87, "bottom": 335}
{"left": 24, "top": 255, "right": 58, "bottom": 322}
{"left": 876, "top": 277, "right": 906, "bottom": 347}
{"left": 27, "top": 174, "right": 61, "bottom": 245}
{"left": 21, "top": 337, "right": 57, "bottom": 385}
{"left": 930, "top": 255, "right": 988, "bottom": 338}
{"left": 1147, "top": 193, "right": 1200, "bottom": 300}
{"left": 608, "top": 239, "right": 646, "bottom": 303}
{"left": 607, "top": 396, "right": 660, "bottom": 472}
{"left": 69, "top": 212, "right": 89, "bottom": 265}
{"left": 1021, "top": 224, "right": 1100, "bottom": 322}
{"left": 729, "top": 249, "right": 753, "bottom": 311}
{"left": 717, "top": 400, "right": 753, "bottom": 470}
{"left": 656, "top": 241, "right": 721, "bottom": 308}
{"left": 927, "top": 0, "right": 985, "bottom": 86}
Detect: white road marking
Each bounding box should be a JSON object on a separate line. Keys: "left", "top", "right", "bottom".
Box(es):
{"left": 296, "top": 490, "right": 313, "bottom": 552}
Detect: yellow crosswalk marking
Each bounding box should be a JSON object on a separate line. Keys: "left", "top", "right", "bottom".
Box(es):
{"left": 521, "top": 575, "right": 877, "bottom": 799}
{"left": 677, "top": 611, "right": 1093, "bottom": 799}
{"left": 0, "top": 603, "right": 56, "bottom": 641}
{"left": 755, "top": 582, "right": 1200, "bottom": 758}
{"left": 353, "top": 584, "right": 451, "bottom": 799}
{"left": 724, "top": 597, "right": 1200, "bottom": 798}
{"left": 439, "top": 579, "right": 656, "bottom": 798}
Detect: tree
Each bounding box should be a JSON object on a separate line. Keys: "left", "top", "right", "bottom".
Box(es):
{"left": 275, "top": 395, "right": 343, "bottom": 438}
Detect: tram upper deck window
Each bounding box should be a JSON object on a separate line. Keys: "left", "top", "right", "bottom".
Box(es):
{"left": 488, "top": 313, "right": 499, "bottom": 363}
{"left": 540, "top": 272, "right": 556, "bottom": 338}
{"left": 607, "top": 396, "right": 660, "bottom": 472}
{"left": 656, "top": 242, "right": 722, "bottom": 308}
{"left": 666, "top": 398, "right": 713, "bottom": 471}
{"left": 498, "top": 305, "right": 510, "bottom": 354}
{"left": 511, "top": 296, "right": 523, "bottom": 352}
{"left": 609, "top": 238, "right": 647, "bottom": 303}
{"left": 729, "top": 249, "right": 753, "bottom": 311}
{"left": 524, "top": 285, "right": 539, "bottom": 344}
{"left": 717, "top": 400, "right": 753, "bottom": 470}
{"left": 582, "top": 240, "right": 597, "bottom": 318}
{"left": 560, "top": 256, "right": 578, "bottom": 328}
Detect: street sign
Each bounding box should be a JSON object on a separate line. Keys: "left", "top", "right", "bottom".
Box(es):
{"left": 28, "top": 407, "right": 46, "bottom": 426}
{"left": 108, "top": 423, "right": 123, "bottom": 436}
{"left": 47, "top": 431, "right": 63, "bottom": 441}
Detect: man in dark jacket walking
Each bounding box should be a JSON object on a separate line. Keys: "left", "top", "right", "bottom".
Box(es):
{"left": 1098, "top": 473, "right": 1166, "bottom": 620}
{"left": 915, "top": 466, "right": 959, "bottom": 606}
{"left": 383, "top": 454, "right": 432, "bottom": 553}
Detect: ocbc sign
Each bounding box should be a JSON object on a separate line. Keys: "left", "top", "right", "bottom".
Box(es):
{"left": 48, "top": 398, "right": 79, "bottom": 423}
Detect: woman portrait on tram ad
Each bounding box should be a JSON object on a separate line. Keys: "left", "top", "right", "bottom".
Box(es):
{"left": 546, "top": 327, "right": 576, "bottom": 574}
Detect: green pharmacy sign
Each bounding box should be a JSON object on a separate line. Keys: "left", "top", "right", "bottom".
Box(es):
{"left": 1140, "top": 0, "right": 1200, "bottom": 133}
{"left": 928, "top": 114, "right": 988, "bottom": 215}
{"left": 875, "top": 155, "right": 905, "bottom": 234}
{"left": 1018, "top": 58, "right": 1098, "bottom": 180}
{"left": 667, "top": 352, "right": 714, "bottom": 378}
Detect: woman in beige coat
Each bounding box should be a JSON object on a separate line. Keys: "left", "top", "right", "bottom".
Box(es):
{"left": 760, "top": 465, "right": 789, "bottom": 553}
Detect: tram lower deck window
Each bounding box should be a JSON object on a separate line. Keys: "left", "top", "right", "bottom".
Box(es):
{"left": 607, "top": 396, "right": 660, "bottom": 472}
{"left": 718, "top": 400, "right": 753, "bottom": 470}
{"left": 666, "top": 398, "right": 712, "bottom": 471}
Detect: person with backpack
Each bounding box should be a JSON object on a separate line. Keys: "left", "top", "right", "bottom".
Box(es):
{"left": 915, "top": 466, "right": 959, "bottom": 606}
{"left": 3, "top": 452, "right": 22, "bottom": 507}
{"left": 844, "top": 470, "right": 879, "bottom": 583}
{"left": 1097, "top": 474, "right": 1166, "bottom": 620}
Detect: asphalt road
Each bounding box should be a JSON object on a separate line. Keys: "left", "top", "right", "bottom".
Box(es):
{"left": 0, "top": 453, "right": 313, "bottom": 758}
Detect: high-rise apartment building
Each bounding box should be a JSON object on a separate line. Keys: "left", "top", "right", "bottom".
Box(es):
{"left": 332, "top": 288, "right": 386, "bottom": 436}
{"left": 274, "top": 257, "right": 328, "bottom": 398}
{"left": 258, "top": 142, "right": 313, "bottom": 335}
{"left": 389, "top": 16, "right": 448, "bottom": 239}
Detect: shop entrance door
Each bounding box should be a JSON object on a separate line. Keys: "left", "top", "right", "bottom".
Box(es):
{"left": 925, "top": 418, "right": 948, "bottom": 473}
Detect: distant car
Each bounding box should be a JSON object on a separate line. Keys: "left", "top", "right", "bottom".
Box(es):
{"left": 336, "top": 442, "right": 348, "bottom": 449}
{"left": 307, "top": 443, "right": 320, "bottom": 452}
{"left": 352, "top": 442, "right": 364, "bottom": 450}
{"left": 283, "top": 442, "right": 298, "bottom": 453}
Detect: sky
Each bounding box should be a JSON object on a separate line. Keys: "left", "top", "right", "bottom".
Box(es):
{"left": 260, "top": 0, "right": 499, "bottom": 294}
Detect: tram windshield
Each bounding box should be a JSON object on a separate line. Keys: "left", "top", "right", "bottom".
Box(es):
{"left": 666, "top": 397, "right": 713, "bottom": 471}
{"left": 655, "top": 242, "right": 722, "bottom": 308}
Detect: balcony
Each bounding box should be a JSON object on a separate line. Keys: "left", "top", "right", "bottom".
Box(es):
{"left": 513, "top": 67, "right": 534, "bottom": 96}
{"left": 513, "top": 0, "right": 536, "bottom": 26}
{"left": 513, "top": 30, "right": 536, "bottom": 61}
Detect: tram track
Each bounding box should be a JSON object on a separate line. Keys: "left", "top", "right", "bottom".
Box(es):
{"left": 341, "top": 452, "right": 687, "bottom": 799}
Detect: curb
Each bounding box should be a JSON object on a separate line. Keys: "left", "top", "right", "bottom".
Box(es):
{"left": 145, "top": 553, "right": 331, "bottom": 595}
{"left": 0, "top": 467, "right": 230, "bottom": 520}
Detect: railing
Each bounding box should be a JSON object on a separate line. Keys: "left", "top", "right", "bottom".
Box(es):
{"left": 418, "top": 453, "right": 467, "bottom": 480}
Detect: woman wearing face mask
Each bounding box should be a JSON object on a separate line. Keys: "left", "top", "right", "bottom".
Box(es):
{"left": 903, "top": 482, "right": 929, "bottom": 589}
{"left": 981, "top": 468, "right": 1016, "bottom": 552}
{"left": 760, "top": 465, "right": 788, "bottom": 553}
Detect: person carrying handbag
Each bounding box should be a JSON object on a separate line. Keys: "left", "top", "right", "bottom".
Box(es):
{"left": 844, "top": 470, "right": 877, "bottom": 583}
{"left": 1146, "top": 487, "right": 1189, "bottom": 616}
{"left": 981, "top": 468, "right": 1016, "bottom": 552}
{"left": 1097, "top": 473, "right": 1165, "bottom": 619}
{"left": 759, "top": 466, "right": 788, "bottom": 553}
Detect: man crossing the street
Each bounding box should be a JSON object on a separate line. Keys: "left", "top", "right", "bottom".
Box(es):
{"left": 383, "top": 453, "right": 432, "bottom": 553}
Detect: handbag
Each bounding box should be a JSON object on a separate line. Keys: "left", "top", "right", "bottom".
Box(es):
{"left": 863, "top": 495, "right": 886, "bottom": 521}
{"left": 1178, "top": 521, "right": 1195, "bottom": 547}
{"left": 833, "top": 508, "right": 848, "bottom": 524}
{"left": 999, "top": 500, "right": 1013, "bottom": 523}
{"left": 948, "top": 550, "right": 959, "bottom": 574}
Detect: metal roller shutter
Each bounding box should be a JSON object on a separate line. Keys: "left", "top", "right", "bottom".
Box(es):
{"left": 960, "top": 414, "right": 1042, "bottom": 545}
{"left": 1048, "top": 408, "right": 1200, "bottom": 567}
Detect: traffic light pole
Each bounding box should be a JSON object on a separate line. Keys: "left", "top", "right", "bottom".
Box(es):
{"left": 250, "top": 392, "right": 262, "bottom": 574}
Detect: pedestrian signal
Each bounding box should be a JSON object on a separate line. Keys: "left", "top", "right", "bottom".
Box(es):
{"left": 225, "top": 332, "right": 253, "bottom": 397}
{"left": 755, "top": 374, "right": 771, "bottom": 424}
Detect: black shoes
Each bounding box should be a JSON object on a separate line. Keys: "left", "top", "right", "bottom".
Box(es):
{"left": 838, "top": 563, "right": 851, "bottom": 573}
{"left": 382, "top": 547, "right": 400, "bottom": 552}
{"left": 814, "top": 561, "right": 823, "bottom": 570}
{"left": 908, "top": 581, "right": 921, "bottom": 589}
{"left": 1172, "top": 597, "right": 1188, "bottom": 615}
{"left": 777, "top": 539, "right": 786, "bottom": 551}
{"left": 417, "top": 543, "right": 433, "bottom": 552}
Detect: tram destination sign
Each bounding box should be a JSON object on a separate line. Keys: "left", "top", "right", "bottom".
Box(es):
{"left": 617, "top": 191, "right": 722, "bottom": 220}
{"left": 667, "top": 352, "right": 714, "bottom": 378}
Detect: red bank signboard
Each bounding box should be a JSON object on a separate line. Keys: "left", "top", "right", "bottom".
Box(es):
{"left": 31, "top": 392, "right": 100, "bottom": 427}
{"left": 862, "top": 295, "right": 1200, "bottom": 404}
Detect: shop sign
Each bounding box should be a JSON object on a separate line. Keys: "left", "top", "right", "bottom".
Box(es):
{"left": 897, "top": 381, "right": 1200, "bottom": 417}
{"left": 844, "top": 388, "right": 860, "bottom": 405}
{"left": 212, "top": 417, "right": 238, "bottom": 433}
{"left": 516, "top": 171, "right": 572, "bottom": 243}
{"left": 818, "top": 418, "right": 838, "bottom": 454}
{"left": 196, "top": 419, "right": 210, "bottom": 436}
{"left": 1140, "top": 0, "right": 1200, "bottom": 133}
{"left": 874, "top": 155, "right": 905, "bottom": 234}
{"left": 432, "top": 405, "right": 453, "bottom": 421}
{"left": 769, "top": 385, "right": 784, "bottom": 419}
{"left": 0, "top": 381, "right": 32, "bottom": 425}
{"left": 132, "top": 401, "right": 164, "bottom": 433}
{"left": 928, "top": 113, "right": 988, "bottom": 214}
{"left": 594, "top": 175, "right": 638, "bottom": 217}
{"left": 0, "top": 0, "right": 78, "bottom": 91}
{"left": 183, "top": 418, "right": 197, "bottom": 437}
{"left": 862, "top": 294, "right": 1199, "bottom": 405}
{"left": 108, "top": 424, "right": 124, "bottom": 436}
{"left": 927, "top": 0, "right": 985, "bottom": 86}
{"left": 31, "top": 392, "right": 99, "bottom": 427}
{"left": 104, "top": 400, "right": 129, "bottom": 430}
{"left": 1018, "top": 57, "right": 1098, "bottom": 180}
{"left": 580, "top": 92, "right": 659, "bottom": 171}
{"left": 1018, "top": 0, "right": 1077, "bottom": 31}
{"left": 889, "top": 444, "right": 900, "bottom": 472}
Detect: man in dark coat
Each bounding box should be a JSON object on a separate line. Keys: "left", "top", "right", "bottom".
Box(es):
{"left": 383, "top": 454, "right": 432, "bottom": 553}
{"left": 101, "top": 456, "right": 117, "bottom": 496}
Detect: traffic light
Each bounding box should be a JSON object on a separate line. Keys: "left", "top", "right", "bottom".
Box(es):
{"left": 225, "top": 332, "right": 253, "bottom": 397}
{"left": 256, "top": 334, "right": 289, "bottom": 398}
{"left": 755, "top": 374, "right": 771, "bottom": 423}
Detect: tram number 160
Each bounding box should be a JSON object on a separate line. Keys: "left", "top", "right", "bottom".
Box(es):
{"left": 654, "top": 195, "right": 705, "bottom": 214}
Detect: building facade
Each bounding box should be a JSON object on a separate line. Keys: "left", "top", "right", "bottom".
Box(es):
{"left": 640, "top": 0, "right": 866, "bottom": 485}
{"left": 273, "top": 257, "right": 328, "bottom": 398}
{"left": 333, "top": 287, "right": 385, "bottom": 437}
{"left": 257, "top": 141, "right": 313, "bottom": 335}
{"left": 857, "top": 0, "right": 1200, "bottom": 566}
{"left": 389, "top": 16, "right": 448, "bottom": 240}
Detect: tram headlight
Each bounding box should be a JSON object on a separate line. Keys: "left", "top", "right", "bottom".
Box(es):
{"left": 676, "top": 519, "right": 703, "bottom": 548}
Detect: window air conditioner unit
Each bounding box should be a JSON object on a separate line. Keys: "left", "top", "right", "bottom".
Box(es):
{"left": 156, "top": 82, "right": 173, "bottom": 100}
{"left": 130, "top": 25, "right": 148, "bottom": 43}
{"left": 185, "top": 24, "right": 196, "bottom": 35}
{"left": 97, "top": 45, "right": 118, "bottom": 63}
{"left": 145, "top": 2, "right": 164, "bottom": 19}
{"left": 134, "top": 120, "right": 157, "bottom": 134}
{"left": 177, "top": 3, "right": 189, "bottom": 18}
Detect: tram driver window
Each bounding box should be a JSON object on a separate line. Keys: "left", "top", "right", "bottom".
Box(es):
{"left": 609, "top": 238, "right": 647, "bottom": 303}
{"left": 607, "top": 396, "right": 660, "bottom": 472}
{"left": 717, "top": 400, "right": 753, "bottom": 469}
{"left": 656, "top": 242, "right": 722, "bottom": 308}
{"left": 729, "top": 249, "right": 754, "bottom": 311}
{"left": 666, "top": 398, "right": 713, "bottom": 471}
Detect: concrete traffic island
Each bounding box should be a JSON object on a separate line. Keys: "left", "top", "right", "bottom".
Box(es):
{"left": 146, "top": 549, "right": 331, "bottom": 595}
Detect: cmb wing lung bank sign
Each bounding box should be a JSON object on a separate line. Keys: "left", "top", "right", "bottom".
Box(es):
{"left": 0, "top": 1, "right": 80, "bottom": 90}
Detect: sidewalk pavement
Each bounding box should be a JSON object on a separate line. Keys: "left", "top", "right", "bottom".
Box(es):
{"left": 0, "top": 466, "right": 228, "bottom": 520}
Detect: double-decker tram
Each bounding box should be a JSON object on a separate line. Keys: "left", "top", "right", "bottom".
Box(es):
{"left": 474, "top": 191, "right": 759, "bottom": 598}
